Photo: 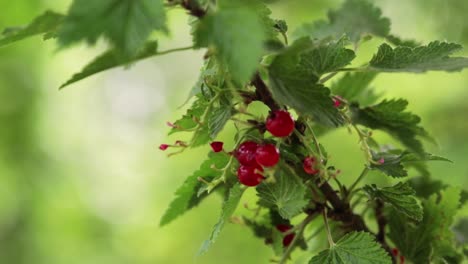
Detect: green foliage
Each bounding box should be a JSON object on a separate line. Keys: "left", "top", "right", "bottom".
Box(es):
{"left": 194, "top": 0, "right": 268, "bottom": 83}
{"left": 60, "top": 41, "right": 158, "bottom": 88}
{"left": 309, "top": 232, "right": 392, "bottom": 264}
{"left": 388, "top": 187, "right": 462, "bottom": 263}
{"left": 331, "top": 72, "right": 379, "bottom": 105}
{"left": 198, "top": 183, "right": 244, "bottom": 255}
{"left": 268, "top": 37, "right": 354, "bottom": 126}
{"left": 58, "top": 0, "right": 166, "bottom": 56}
{"left": 160, "top": 152, "right": 230, "bottom": 227}
{"left": 369, "top": 41, "right": 468, "bottom": 72}
{"left": 295, "top": 0, "right": 390, "bottom": 43}
{"left": 0, "top": 11, "right": 64, "bottom": 47}
{"left": 4, "top": 1, "right": 468, "bottom": 263}
{"left": 256, "top": 168, "right": 308, "bottom": 219}
{"left": 352, "top": 99, "right": 429, "bottom": 154}
{"left": 364, "top": 182, "right": 422, "bottom": 221}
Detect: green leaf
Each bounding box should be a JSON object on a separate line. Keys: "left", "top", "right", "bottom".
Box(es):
{"left": 160, "top": 152, "right": 230, "bottom": 227}
{"left": 385, "top": 34, "right": 419, "bottom": 48}
{"left": 351, "top": 99, "right": 429, "bottom": 154}
{"left": 370, "top": 150, "right": 452, "bottom": 178}
{"left": 295, "top": 0, "right": 390, "bottom": 43}
{"left": 268, "top": 37, "right": 355, "bottom": 126}
{"left": 256, "top": 168, "right": 308, "bottom": 219}
{"left": 198, "top": 183, "right": 244, "bottom": 255}
{"left": 0, "top": 11, "right": 64, "bottom": 48}
{"left": 369, "top": 41, "right": 468, "bottom": 72}
{"left": 331, "top": 72, "right": 379, "bottom": 105}
{"left": 309, "top": 232, "right": 392, "bottom": 264}
{"left": 60, "top": 41, "right": 158, "bottom": 88}
{"left": 169, "top": 95, "right": 209, "bottom": 136}
{"left": 58, "top": 0, "right": 166, "bottom": 56}
{"left": 194, "top": 0, "right": 267, "bottom": 83}
{"left": 363, "top": 182, "right": 423, "bottom": 221}
{"left": 208, "top": 105, "right": 232, "bottom": 139}
{"left": 388, "top": 187, "right": 461, "bottom": 263}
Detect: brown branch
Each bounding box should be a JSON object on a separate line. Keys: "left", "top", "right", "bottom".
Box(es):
{"left": 251, "top": 74, "right": 281, "bottom": 111}
{"left": 375, "top": 199, "right": 386, "bottom": 243}
{"left": 180, "top": 0, "right": 206, "bottom": 18}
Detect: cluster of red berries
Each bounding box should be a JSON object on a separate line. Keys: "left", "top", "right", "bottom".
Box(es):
{"left": 233, "top": 110, "right": 296, "bottom": 187}
{"left": 276, "top": 224, "right": 295, "bottom": 247}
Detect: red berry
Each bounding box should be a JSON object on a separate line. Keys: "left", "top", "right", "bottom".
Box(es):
{"left": 210, "top": 141, "right": 224, "bottom": 153}
{"left": 400, "top": 256, "right": 405, "bottom": 264}
{"left": 266, "top": 110, "right": 295, "bottom": 137}
{"left": 276, "top": 224, "right": 295, "bottom": 247}
{"left": 378, "top": 158, "right": 385, "bottom": 164}
{"left": 235, "top": 141, "right": 259, "bottom": 166}
{"left": 237, "top": 164, "right": 264, "bottom": 187}
{"left": 256, "top": 144, "right": 280, "bottom": 167}
{"left": 333, "top": 98, "right": 342, "bottom": 108}
{"left": 391, "top": 248, "right": 399, "bottom": 257}
{"left": 159, "top": 144, "right": 169, "bottom": 151}
{"left": 303, "top": 156, "right": 320, "bottom": 175}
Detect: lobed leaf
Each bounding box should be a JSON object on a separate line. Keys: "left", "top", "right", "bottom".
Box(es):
{"left": 309, "top": 232, "right": 392, "bottom": 264}
{"left": 256, "top": 168, "right": 308, "bottom": 219}
{"left": 351, "top": 99, "right": 429, "bottom": 154}
{"left": 363, "top": 182, "right": 423, "bottom": 221}
{"left": 268, "top": 37, "right": 354, "bottom": 126}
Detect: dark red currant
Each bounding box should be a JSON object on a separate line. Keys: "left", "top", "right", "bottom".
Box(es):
{"left": 256, "top": 144, "right": 280, "bottom": 167}
{"left": 276, "top": 224, "right": 295, "bottom": 247}
{"left": 266, "top": 110, "right": 295, "bottom": 137}
{"left": 237, "top": 164, "right": 264, "bottom": 187}
{"left": 159, "top": 144, "right": 169, "bottom": 151}
{"left": 303, "top": 156, "right": 320, "bottom": 175}
{"left": 210, "top": 141, "right": 224, "bottom": 153}
{"left": 391, "top": 248, "right": 399, "bottom": 257}
{"left": 235, "top": 141, "right": 259, "bottom": 166}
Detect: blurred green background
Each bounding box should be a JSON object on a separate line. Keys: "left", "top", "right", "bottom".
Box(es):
{"left": 0, "top": 0, "right": 467, "bottom": 263}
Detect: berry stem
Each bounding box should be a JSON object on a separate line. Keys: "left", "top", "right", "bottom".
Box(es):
{"left": 279, "top": 213, "right": 316, "bottom": 264}
{"left": 323, "top": 208, "right": 335, "bottom": 247}
{"left": 346, "top": 166, "right": 370, "bottom": 201}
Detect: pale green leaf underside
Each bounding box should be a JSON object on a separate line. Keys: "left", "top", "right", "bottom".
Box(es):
{"left": 0, "top": 11, "right": 64, "bottom": 48}
{"left": 256, "top": 169, "right": 308, "bottom": 219}
{"left": 60, "top": 41, "right": 158, "bottom": 88}
{"left": 198, "top": 183, "right": 244, "bottom": 255}
{"left": 309, "top": 232, "right": 391, "bottom": 264}
{"left": 364, "top": 182, "right": 422, "bottom": 221}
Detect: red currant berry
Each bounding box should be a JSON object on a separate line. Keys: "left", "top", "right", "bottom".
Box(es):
{"left": 333, "top": 98, "right": 342, "bottom": 108}
{"left": 159, "top": 144, "right": 169, "bottom": 151}
{"left": 235, "top": 141, "right": 259, "bottom": 166}
{"left": 400, "top": 255, "right": 405, "bottom": 264}
{"left": 276, "top": 224, "right": 295, "bottom": 247}
{"left": 210, "top": 141, "right": 224, "bottom": 153}
{"left": 237, "top": 164, "right": 264, "bottom": 187}
{"left": 303, "top": 156, "right": 320, "bottom": 175}
{"left": 391, "top": 248, "right": 399, "bottom": 257}
{"left": 256, "top": 144, "right": 280, "bottom": 167}
{"left": 266, "top": 110, "right": 295, "bottom": 137}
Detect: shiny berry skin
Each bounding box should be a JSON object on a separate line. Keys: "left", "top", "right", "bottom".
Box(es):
{"left": 210, "top": 141, "right": 224, "bottom": 153}
{"left": 237, "top": 164, "right": 264, "bottom": 187}
{"left": 266, "top": 110, "right": 295, "bottom": 137}
{"left": 256, "top": 144, "right": 280, "bottom": 167}
{"left": 235, "top": 141, "right": 259, "bottom": 166}
{"left": 303, "top": 156, "right": 320, "bottom": 175}
{"left": 159, "top": 144, "right": 169, "bottom": 151}
{"left": 276, "top": 224, "right": 295, "bottom": 247}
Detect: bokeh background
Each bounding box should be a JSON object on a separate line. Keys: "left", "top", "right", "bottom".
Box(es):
{"left": 0, "top": 0, "right": 467, "bottom": 263}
